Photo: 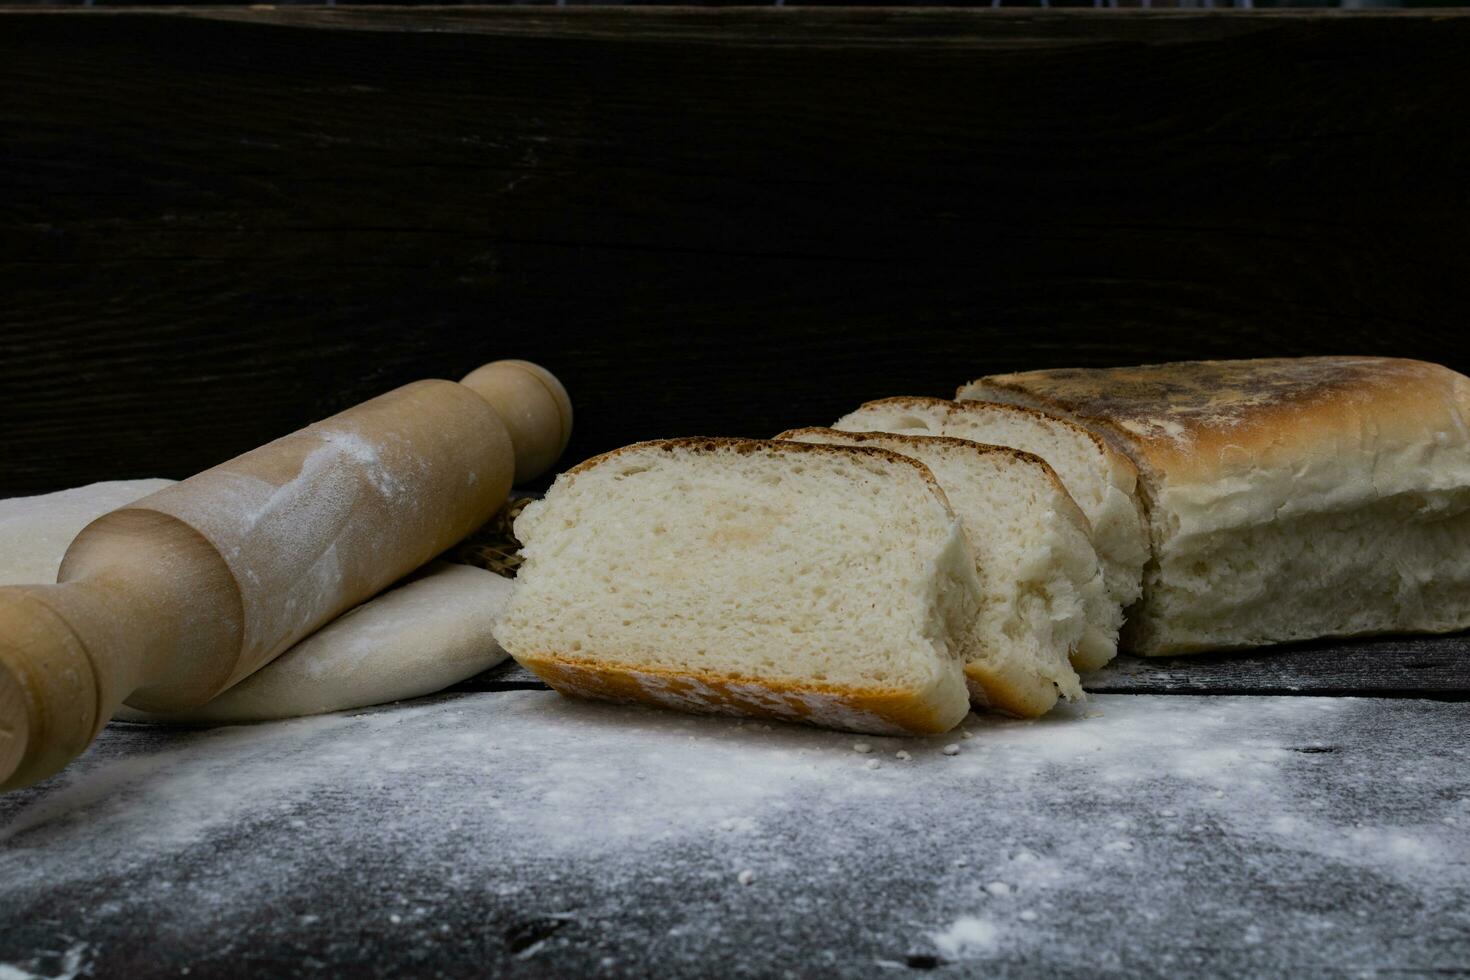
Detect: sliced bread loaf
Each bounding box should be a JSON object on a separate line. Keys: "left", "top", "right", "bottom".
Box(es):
{"left": 778, "top": 428, "right": 1096, "bottom": 717}
{"left": 493, "top": 437, "right": 979, "bottom": 735}
{"left": 832, "top": 396, "right": 1145, "bottom": 670}
{"left": 960, "top": 357, "right": 1470, "bottom": 654}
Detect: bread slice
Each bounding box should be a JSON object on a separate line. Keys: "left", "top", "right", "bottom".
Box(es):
{"left": 493, "top": 437, "right": 979, "bottom": 735}
{"left": 832, "top": 396, "right": 1145, "bottom": 671}
{"left": 960, "top": 357, "right": 1470, "bottom": 654}
{"left": 778, "top": 428, "right": 1095, "bottom": 717}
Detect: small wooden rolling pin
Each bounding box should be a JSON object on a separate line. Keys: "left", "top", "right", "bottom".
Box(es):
{"left": 0, "top": 360, "right": 571, "bottom": 792}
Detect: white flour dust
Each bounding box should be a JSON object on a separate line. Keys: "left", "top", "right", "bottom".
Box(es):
{"left": 930, "top": 916, "right": 998, "bottom": 959}
{"left": 0, "top": 943, "right": 90, "bottom": 980}
{"left": 1, "top": 692, "right": 1467, "bottom": 975}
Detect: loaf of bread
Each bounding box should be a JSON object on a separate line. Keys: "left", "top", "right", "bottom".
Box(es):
{"left": 960, "top": 356, "right": 1470, "bottom": 654}
{"left": 778, "top": 428, "right": 1099, "bottom": 716}
{"left": 494, "top": 437, "right": 980, "bottom": 735}
{"left": 832, "top": 396, "right": 1146, "bottom": 670}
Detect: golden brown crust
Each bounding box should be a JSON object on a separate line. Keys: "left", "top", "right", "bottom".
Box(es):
{"left": 567, "top": 436, "right": 960, "bottom": 513}
{"left": 859, "top": 394, "right": 1115, "bottom": 458}
{"left": 971, "top": 357, "right": 1470, "bottom": 483}
{"left": 775, "top": 425, "right": 1086, "bottom": 524}
{"left": 977, "top": 357, "right": 1433, "bottom": 427}
{"left": 777, "top": 425, "right": 1057, "bottom": 478}
{"left": 518, "top": 652, "right": 959, "bottom": 736}
{"left": 963, "top": 663, "right": 1059, "bottom": 720}
{"left": 856, "top": 395, "right": 1141, "bottom": 496}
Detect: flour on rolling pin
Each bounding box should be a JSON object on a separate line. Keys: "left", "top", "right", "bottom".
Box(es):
{"left": 134, "top": 386, "right": 508, "bottom": 687}
{"left": 0, "top": 480, "right": 524, "bottom": 726}
{"left": 0, "top": 360, "right": 571, "bottom": 791}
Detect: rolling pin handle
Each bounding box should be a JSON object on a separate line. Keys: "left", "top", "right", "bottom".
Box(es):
{"left": 459, "top": 360, "right": 572, "bottom": 484}
{"left": 0, "top": 589, "right": 106, "bottom": 792}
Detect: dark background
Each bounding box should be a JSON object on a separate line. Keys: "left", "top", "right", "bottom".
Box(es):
{"left": 3, "top": 6, "right": 1468, "bottom": 496}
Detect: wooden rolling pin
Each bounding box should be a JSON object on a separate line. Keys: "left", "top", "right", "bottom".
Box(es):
{"left": 0, "top": 360, "right": 571, "bottom": 791}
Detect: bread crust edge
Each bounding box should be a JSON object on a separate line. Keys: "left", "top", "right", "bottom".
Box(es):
{"left": 965, "top": 357, "right": 1470, "bottom": 487}
{"left": 517, "top": 653, "right": 966, "bottom": 736}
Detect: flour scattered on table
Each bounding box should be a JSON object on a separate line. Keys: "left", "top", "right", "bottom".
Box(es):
{"left": 1, "top": 693, "right": 1467, "bottom": 976}
{"left": 931, "top": 917, "right": 998, "bottom": 960}
{"left": 0, "top": 943, "right": 90, "bottom": 980}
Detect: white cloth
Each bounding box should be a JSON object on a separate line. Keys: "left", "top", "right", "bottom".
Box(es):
{"left": 0, "top": 480, "right": 175, "bottom": 586}
{"left": 0, "top": 481, "right": 512, "bottom": 723}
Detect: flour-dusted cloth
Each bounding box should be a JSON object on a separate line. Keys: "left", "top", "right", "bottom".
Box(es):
{"left": 0, "top": 481, "right": 512, "bottom": 723}
{"left": 0, "top": 480, "right": 176, "bottom": 586}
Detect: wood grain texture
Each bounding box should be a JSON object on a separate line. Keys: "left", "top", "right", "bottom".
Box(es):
{"left": 456, "top": 658, "right": 551, "bottom": 691}
{"left": 1088, "top": 635, "right": 1470, "bottom": 699}
{"left": 3, "top": 8, "right": 1469, "bottom": 496}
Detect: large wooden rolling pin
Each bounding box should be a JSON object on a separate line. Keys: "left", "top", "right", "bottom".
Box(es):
{"left": 0, "top": 360, "right": 571, "bottom": 792}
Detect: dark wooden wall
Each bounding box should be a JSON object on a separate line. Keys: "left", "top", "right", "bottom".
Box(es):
{"left": 4, "top": 8, "right": 1468, "bottom": 496}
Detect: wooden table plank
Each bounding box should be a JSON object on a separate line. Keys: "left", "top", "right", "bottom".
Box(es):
{"left": 454, "top": 658, "right": 549, "bottom": 692}
{"left": 3, "top": 690, "right": 1466, "bottom": 978}
{"left": 1089, "top": 634, "right": 1470, "bottom": 699}
{"left": 23, "top": 6, "right": 1470, "bottom": 47}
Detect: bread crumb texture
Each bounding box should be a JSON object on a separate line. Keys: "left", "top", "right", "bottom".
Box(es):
{"left": 832, "top": 397, "right": 1146, "bottom": 664}
{"left": 494, "top": 438, "right": 979, "bottom": 734}
{"left": 777, "top": 428, "right": 1102, "bottom": 711}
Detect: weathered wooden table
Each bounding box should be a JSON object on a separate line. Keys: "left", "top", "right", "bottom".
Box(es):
{"left": 2, "top": 642, "right": 1467, "bottom": 978}
{"left": 3, "top": 5, "right": 1469, "bottom": 977}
